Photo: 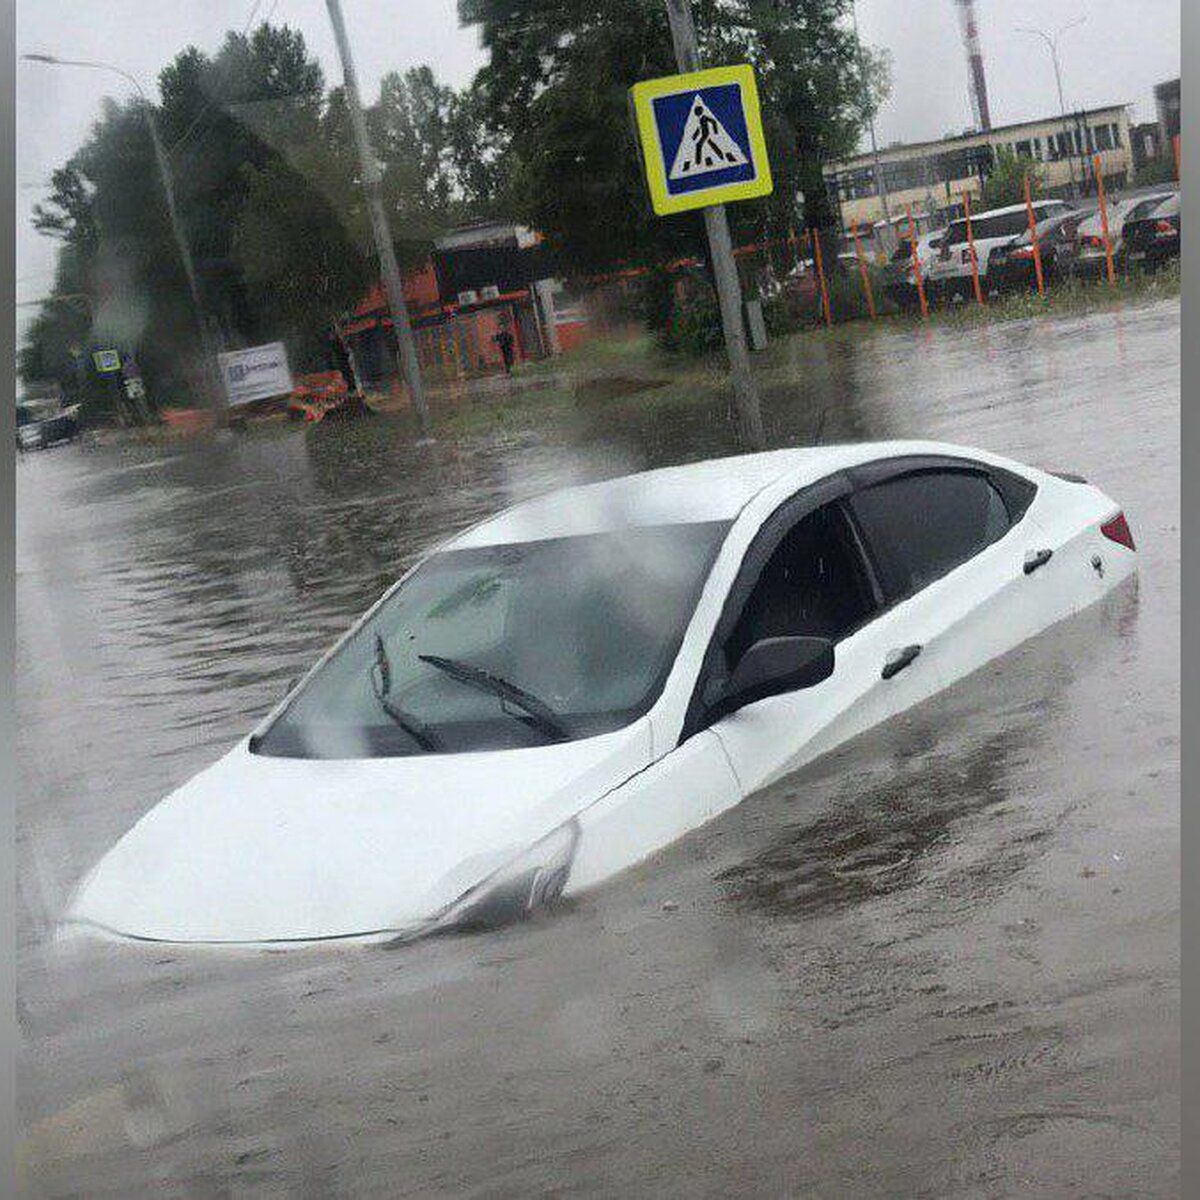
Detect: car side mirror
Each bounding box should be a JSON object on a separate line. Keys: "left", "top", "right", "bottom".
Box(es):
{"left": 720, "top": 636, "right": 835, "bottom": 715}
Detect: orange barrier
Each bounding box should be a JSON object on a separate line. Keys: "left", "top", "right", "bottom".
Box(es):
{"left": 288, "top": 371, "right": 350, "bottom": 423}
{"left": 850, "top": 220, "right": 877, "bottom": 320}
{"left": 962, "top": 191, "right": 985, "bottom": 308}
{"left": 1023, "top": 175, "right": 1045, "bottom": 297}
{"left": 160, "top": 407, "right": 217, "bottom": 433}
{"left": 905, "top": 204, "right": 929, "bottom": 320}
{"left": 1093, "top": 155, "right": 1116, "bottom": 287}
{"left": 809, "top": 229, "right": 832, "bottom": 327}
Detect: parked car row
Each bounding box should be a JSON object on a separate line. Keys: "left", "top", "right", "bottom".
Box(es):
{"left": 883, "top": 188, "right": 1181, "bottom": 309}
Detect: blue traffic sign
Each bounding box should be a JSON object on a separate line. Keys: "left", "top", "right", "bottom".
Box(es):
{"left": 631, "top": 64, "right": 772, "bottom": 216}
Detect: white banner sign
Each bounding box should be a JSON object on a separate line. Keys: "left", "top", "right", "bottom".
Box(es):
{"left": 218, "top": 342, "right": 293, "bottom": 407}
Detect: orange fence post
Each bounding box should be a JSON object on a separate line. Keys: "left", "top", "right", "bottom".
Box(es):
{"left": 1173, "top": 133, "right": 1181, "bottom": 182}
{"left": 962, "top": 190, "right": 985, "bottom": 308}
{"left": 1023, "top": 174, "right": 1045, "bottom": 298}
{"left": 1093, "top": 154, "right": 1116, "bottom": 287}
{"left": 850, "top": 220, "right": 877, "bottom": 319}
{"left": 905, "top": 204, "right": 929, "bottom": 320}
{"left": 810, "top": 228, "right": 832, "bottom": 327}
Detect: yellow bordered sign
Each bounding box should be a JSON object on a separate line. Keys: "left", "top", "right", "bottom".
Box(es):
{"left": 630, "top": 63, "right": 773, "bottom": 216}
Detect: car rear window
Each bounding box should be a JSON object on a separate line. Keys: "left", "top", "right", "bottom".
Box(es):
{"left": 972, "top": 210, "right": 1041, "bottom": 240}
{"left": 848, "top": 470, "right": 1013, "bottom": 600}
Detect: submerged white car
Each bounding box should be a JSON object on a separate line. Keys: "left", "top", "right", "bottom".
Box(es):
{"left": 67, "top": 441, "right": 1137, "bottom": 946}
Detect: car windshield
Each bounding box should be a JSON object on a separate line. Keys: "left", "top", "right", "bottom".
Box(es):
{"left": 253, "top": 520, "right": 730, "bottom": 758}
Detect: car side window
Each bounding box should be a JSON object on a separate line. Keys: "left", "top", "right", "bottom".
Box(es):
{"left": 847, "top": 470, "right": 1012, "bottom": 601}
{"left": 944, "top": 221, "right": 970, "bottom": 248}
{"left": 722, "top": 502, "right": 878, "bottom": 670}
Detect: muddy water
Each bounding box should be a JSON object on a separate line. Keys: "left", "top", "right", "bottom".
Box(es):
{"left": 16, "top": 301, "right": 1179, "bottom": 1196}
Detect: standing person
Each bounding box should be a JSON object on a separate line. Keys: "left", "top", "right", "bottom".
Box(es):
{"left": 493, "top": 322, "right": 516, "bottom": 375}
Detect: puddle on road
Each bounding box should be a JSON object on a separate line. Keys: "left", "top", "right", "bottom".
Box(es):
{"left": 572, "top": 375, "right": 668, "bottom": 402}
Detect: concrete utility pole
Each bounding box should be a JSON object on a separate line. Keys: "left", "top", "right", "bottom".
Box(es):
{"left": 664, "top": 0, "right": 765, "bottom": 451}
{"left": 22, "top": 54, "right": 224, "bottom": 410}
{"left": 326, "top": 0, "right": 431, "bottom": 437}
{"left": 1015, "top": 18, "right": 1086, "bottom": 201}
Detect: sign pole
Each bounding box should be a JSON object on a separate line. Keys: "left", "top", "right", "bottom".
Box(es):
{"left": 327, "top": 0, "right": 431, "bottom": 438}
{"left": 850, "top": 221, "right": 877, "bottom": 320}
{"left": 664, "top": 0, "right": 764, "bottom": 451}
{"left": 1023, "top": 173, "right": 1046, "bottom": 298}
{"left": 810, "top": 229, "right": 832, "bottom": 327}
{"left": 962, "top": 190, "right": 985, "bottom": 308}
{"left": 905, "top": 204, "right": 929, "bottom": 320}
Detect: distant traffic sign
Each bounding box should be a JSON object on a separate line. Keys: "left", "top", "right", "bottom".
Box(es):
{"left": 630, "top": 63, "right": 772, "bottom": 216}
{"left": 92, "top": 348, "right": 121, "bottom": 373}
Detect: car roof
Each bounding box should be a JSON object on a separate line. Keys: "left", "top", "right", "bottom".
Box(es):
{"left": 448, "top": 440, "right": 1011, "bottom": 548}
{"left": 968, "top": 199, "right": 1068, "bottom": 221}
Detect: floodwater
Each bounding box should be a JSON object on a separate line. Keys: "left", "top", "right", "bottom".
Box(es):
{"left": 16, "top": 301, "right": 1179, "bottom": 1196}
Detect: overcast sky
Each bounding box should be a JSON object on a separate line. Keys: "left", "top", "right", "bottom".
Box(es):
{"left": 15, "top": 0, "right": 1181, "bottom": 337}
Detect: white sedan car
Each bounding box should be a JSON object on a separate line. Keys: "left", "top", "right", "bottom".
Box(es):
{"left": 67, "top": 441, "right": 1137, "bottom": 946}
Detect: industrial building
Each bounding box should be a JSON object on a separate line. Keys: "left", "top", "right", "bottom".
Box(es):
{"left": 824, "top": 104, "right": 1134, "bottom": 230}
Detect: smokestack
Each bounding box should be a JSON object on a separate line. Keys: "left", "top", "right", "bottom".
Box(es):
{"left": 954, "top": 0, "right": 992, "bottom": 131}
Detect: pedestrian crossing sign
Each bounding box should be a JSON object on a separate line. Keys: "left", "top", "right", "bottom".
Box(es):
{"left": 630, "top": 63, "right": 772, "bottom": 216}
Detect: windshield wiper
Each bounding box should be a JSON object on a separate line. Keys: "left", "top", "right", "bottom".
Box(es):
{"left": 371, "top": 635, "right": 440, "bottom": 752}
{"left": 417, "top": 654, "right": 570, "bottom": 742}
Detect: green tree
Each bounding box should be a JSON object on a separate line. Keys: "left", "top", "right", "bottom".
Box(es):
{"left": 232, "top": 91, "right": 371, "bottom": 369}
{"left": 21, "top": 24, "right": 336, "bottom": 413}
{"left": 446, "top": 79, "right": 511, "bottom": 217}
{"left": 457, "top": 0, "right": 887, "bottom": 277}
{"left": 980, "top": 147, "right": 1042, "bottom": 209}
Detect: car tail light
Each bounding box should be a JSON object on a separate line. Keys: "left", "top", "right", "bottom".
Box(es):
{"left": 1154, "top": 219, "right": 1175, "bottom": 236}
{"left": 1100, "top": 512, "right": 1135, "bottom": 550}
{"left": 1083, "top": 234, "right": 1106, "bottom": 249}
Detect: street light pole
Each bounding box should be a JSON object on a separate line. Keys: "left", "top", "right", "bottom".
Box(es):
{"left": 21, "top": 53, "right": 224, "bottom": 409}
{"left": 850, "top": 1, "right": 891, "bottom": 232}
{"left": 1015, "top": 18, "right": 1086, "bottom": 201}
{"left": 325, "top": 0, "right": 431, "bottom": 438}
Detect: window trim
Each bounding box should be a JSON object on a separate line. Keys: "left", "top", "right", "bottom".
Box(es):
{"left": 679, "top": 472, "right": 876, "bottom": 742}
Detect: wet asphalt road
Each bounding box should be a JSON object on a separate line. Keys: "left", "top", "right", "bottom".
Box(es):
{"left": 16, "top": 301, "right": 1179, "bottom": 1197}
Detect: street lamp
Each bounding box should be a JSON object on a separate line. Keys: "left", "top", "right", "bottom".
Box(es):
{"left": 1015, "top": 17, "right": 1087, "bottom": 200}
{"left": 21, "top": 52, "right": 224, "bottom": 408}
{"left": 850, "top": 0, "right": 891, "bottom": 232}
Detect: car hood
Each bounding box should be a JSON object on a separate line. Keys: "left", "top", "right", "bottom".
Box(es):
{"left": 66, "top": 721, "right": 653, "bottom": 944}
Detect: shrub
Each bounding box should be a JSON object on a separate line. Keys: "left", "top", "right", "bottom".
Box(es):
{"left": 669, "top": 289, "right": 724, "bottom": 357}
{"left": 981, "top": 147, "right": 1042, "bottom": 209}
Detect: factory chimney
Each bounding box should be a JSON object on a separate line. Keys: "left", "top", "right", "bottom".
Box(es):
{"left": 954, "top": 0, "right": 992, "bottom": 130}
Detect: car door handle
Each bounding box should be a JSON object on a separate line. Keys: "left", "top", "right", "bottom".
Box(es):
{"left": 1023, "top": 548, "right": 1053, "bottom": 575}
{"left": 882, "top": 644, "right": 921, "bottom": 680}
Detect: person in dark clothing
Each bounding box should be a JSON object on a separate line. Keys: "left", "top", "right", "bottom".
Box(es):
{"left": 493, "top": 325, "right": 516, "bottom": 374}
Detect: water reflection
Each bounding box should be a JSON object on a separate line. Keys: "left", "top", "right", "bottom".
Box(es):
{"left": 714, "top": 581, "right": 1137, "bottom": 921}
